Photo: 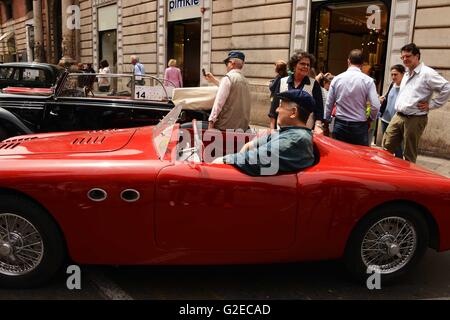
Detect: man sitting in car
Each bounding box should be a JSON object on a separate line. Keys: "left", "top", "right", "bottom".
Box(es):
{"left": 213, "top": 89, "right": 316, "bottom": 176}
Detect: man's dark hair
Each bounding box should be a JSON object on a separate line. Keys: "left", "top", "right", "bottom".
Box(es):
{"left": 289, "top": 50, "right": 316, "bottom": 72}
{"left": 401, "top": 43, "right": 421, "bottom": 59}
{"left": 348, "top": 49, "right": 364, "bottom": 65}
{"left": 391, "top": 64, "right": 406, "bottom": 74}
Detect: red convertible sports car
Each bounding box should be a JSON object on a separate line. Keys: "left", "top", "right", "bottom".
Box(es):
{"left": 0, "top": 104, "right": 449, "bottom": 288}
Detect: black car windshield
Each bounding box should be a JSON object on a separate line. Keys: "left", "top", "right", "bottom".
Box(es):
{"left": 152, "top": 102, "right": 184, "bottom": 159}
{"left": 58, "top": 73, "right": 172, "bottom": 100}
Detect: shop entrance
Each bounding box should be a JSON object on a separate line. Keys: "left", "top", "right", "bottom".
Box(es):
{"left": 99, "top": 30, "right": 117, "bottom": 72}
{"left": 309, "top": 1, "right": 391, "bottom": 93}
{"left": 167, "top": 19, "right": 201, "bottom": 87}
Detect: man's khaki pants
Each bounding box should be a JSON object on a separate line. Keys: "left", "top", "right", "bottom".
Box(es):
{"left": 382, "top": 113, "right": 428, "bottom": 163}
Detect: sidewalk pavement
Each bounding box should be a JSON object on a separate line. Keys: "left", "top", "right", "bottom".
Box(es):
{"left": 249, "top": 125, "right": 450, "bottom": 178}
{"left": 416, "top": 155, "right": 450, "bottom": 178}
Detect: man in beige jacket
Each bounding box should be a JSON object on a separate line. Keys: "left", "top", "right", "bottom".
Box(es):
{"left": 204, "top": 51, "right": 251, "bottom": 131}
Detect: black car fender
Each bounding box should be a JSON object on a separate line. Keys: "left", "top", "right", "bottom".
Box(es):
{"left": 0, "top": 107, "right": 33, "bottom": 140}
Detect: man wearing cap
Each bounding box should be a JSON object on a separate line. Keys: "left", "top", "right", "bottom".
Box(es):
{"left": 204, "top": 51, "right": 251, "bottom": 131}
{"left": 213, "top": 89, "right": 315, "bottom": 176}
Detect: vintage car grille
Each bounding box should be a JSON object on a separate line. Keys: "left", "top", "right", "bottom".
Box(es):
{"left": 2, "top": 137, "right": 38, "bottom": 143}
{"left": 0, "top": 137, "right": 37, "bottom": 150}
{"left": 0, "top": 142, "right": 21, "bottom": 150}
{"left": 72, "top": 136, "right": 107, "bottom": 145}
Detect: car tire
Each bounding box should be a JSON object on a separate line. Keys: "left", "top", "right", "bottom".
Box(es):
{"left": 344, "top": 203, "right": 429, "bottom": 284}
{"left": 0, "top": 194, "right": 65, "bottom": 288}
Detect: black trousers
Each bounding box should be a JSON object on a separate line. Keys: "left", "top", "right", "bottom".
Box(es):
{"left": 333, "top": 118, "right": 369, "bottom": 146}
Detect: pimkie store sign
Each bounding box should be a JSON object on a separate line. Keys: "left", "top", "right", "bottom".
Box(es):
{"left": 167, "top": 0, "right": 201, "bottom": 22}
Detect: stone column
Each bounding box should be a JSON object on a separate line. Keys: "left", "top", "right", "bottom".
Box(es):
{"left": 33, "top": 0, "right": 44, "bottom": 62}
{"left": 290, "top": 0, "right": 311, "bottom": 54}
{"left": 59, "top": 0, "right": 75, "bottom": 65}
{"left": 73, "top": 0, "right": 80, "bottom": 62}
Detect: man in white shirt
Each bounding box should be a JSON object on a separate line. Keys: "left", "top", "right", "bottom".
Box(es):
{"left": 204, "top": 51, "right": 251, "bottom": 131}
{"left": 324, "top": 49, "right": 380, "bottom": 146}
{"left": 382, "top": 43, "right": 450, "bottom": 163}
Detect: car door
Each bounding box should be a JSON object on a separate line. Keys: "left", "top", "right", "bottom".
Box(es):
{"left": 154, "top": 162, "right": 299, "bottom": 251}
{"left": 0, "top": 95, "right": 48, "bottom": 134}
{"left": 44, "top": 96, "right": 129, "bottom": 132}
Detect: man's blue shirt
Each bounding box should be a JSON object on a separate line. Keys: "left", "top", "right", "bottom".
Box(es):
{"left": 134, "top": 62, "right": 145, "bottom": 76}
{"left": 223, "top": 126, "right": 315, "bottom": 176}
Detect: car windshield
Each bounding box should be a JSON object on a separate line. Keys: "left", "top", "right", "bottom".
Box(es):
{"left": 152, "top": 102, "right": 184, "bottom": 159}
{"left": 58, "top": 73, "right": 173, "bottom": 100}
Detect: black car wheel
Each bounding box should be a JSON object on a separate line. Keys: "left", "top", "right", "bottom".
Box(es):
{"left": 0, "top": 194, "right": 65, "bottom": 288}
{"left": 344, "top": 203, "right": 429, "bottom": 283}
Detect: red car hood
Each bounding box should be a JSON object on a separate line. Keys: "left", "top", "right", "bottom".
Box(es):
{"left": 315, "top": 135, "right": 445, "bottom": 178}
{"left": 349, "top": 143, "right": 441, "bottom": 175}
{"left": 0, "top": 128, "right": 136, "bottom": 156}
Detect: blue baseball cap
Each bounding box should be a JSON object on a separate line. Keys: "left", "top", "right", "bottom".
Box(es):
{"left": 276, "top": 89, "right": 316, "bottom": 113}
{"left": 224, "top": 51, "right": 245, "bottom": 63}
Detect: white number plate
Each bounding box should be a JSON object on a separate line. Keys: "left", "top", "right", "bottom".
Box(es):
{"left": 135, "top": 85, "right": 174, "bottom": 101}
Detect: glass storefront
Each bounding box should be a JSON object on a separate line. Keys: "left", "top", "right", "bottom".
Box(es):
{"left": 98, "top": 4, "right": 117, "bottom": 72}
{"left": 99, "top": 30, "right": 117, "bottom": 72}
{"left": 310, "top": 1, "right": 390, "bottom": 93}
{"left": 167, "top": 18, "right": 201, "bottom": 87}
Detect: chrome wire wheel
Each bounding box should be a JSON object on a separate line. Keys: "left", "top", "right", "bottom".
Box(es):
{"left": 0, "top": 213, "right": 44, "bottom": 276}
{"left": 361, "top": 216, "right": 417, "bottom": 274}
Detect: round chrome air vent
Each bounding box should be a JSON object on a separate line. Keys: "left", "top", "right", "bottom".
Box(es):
{"left": 120, "top": 189, "right": 140, "bottom": 202}
{"left": 87, "top": 188, "right": 107, "bottom": 202}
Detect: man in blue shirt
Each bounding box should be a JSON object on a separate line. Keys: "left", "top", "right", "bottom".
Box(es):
{"left": 324, "top": 49, "right": 380, "bottom": 146}
{"left": 214, "top": 89, "right": 316, "bottom": 176}
{"left": 131, "top": 55, "right": 145, "bottom": 85}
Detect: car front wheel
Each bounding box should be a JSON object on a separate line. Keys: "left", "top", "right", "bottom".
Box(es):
{"left": 0, "top": 195, "right": 65, "bottom": 288}
{"left": 344, "top": 204, "right": 429, "bottom": 283}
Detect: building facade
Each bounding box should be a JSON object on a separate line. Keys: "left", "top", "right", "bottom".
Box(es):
{"left": 1, "top": 0, "right": 449, "bottom": 157}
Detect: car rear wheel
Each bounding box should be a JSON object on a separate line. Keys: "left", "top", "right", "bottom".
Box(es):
{"left": 0, "top": 195, "right": 65, "bottom": 288}
{"left": 344, "top": 203, "right": 429, "bottom": 283}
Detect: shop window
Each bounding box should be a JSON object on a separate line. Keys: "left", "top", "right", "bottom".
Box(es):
{"left": 4, "top": 1, "right": 13, "bottom": 20}
{"left": 26, "top": 0, "right": 33, "bottom": 12}
{"left": 99, "top": 30, "right": 117, "bottom": 72}
{"left": 98, "top": 5, "right": 118, "bottom": 72}
{"left": 167, "top": 19, "right": 201, "bottom": 87}
{"left": 310, "top": 1, "right": 390, "bottom": 93}
{"left": 7, "top": 37, "right": 16, "bottom": 55}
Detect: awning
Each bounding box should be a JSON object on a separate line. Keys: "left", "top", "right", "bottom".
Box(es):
{"left": 0, "top": 32, "right": 14, "bottom": 42}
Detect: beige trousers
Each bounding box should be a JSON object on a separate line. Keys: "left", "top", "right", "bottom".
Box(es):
{"left": 382, "top": 113, "right": 428, "bottom": 163}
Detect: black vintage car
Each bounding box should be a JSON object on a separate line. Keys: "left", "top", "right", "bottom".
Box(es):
{"left": 0, "top": 62, "right": 64, "bottom": 89}
{"left": 0, "top": 69, "right": 210, "bottom": 140}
